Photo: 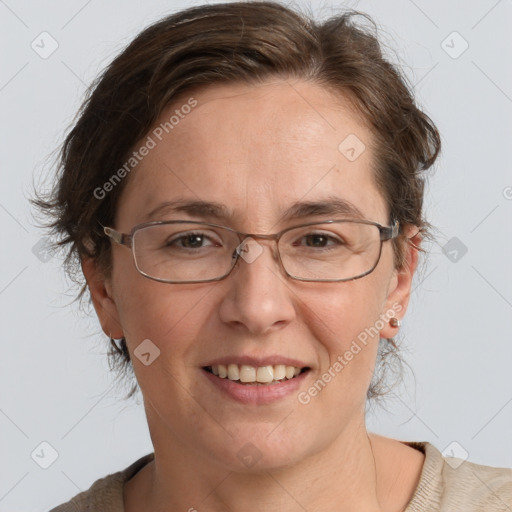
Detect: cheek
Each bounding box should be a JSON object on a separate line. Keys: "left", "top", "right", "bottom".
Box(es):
{"left": 304, "top": 275, "right": 388, "bottom": 347}
{"left": 113, "top": 273, "right": 208, "bottom": 359}
{"left": 113, "top": 280, "right": 215, "bottom": 411}
{"left": 297, "top": 276, "right": 391, "bottom": 399}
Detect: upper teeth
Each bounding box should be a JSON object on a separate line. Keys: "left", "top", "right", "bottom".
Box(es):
{"left": 210, "top": 364, "right": 302, "bottom": 383}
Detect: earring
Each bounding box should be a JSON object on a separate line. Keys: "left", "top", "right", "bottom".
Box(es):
{"left": 389, "top": 317, "right": 401, "bottom": 328}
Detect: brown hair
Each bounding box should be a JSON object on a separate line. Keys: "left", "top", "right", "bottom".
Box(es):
{"left": 33, "top": 0, "right": 441, "bottom": 400}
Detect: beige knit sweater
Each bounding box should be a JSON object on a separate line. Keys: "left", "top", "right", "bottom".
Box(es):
{"left": 49, "top": 441, "right": 512, "bottom": 511}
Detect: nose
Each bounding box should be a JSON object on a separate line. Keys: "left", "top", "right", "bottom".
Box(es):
{"left": 217, "top": 237, "right": 296, "bottom": 335}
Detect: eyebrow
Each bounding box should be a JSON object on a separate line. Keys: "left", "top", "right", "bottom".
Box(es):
{"left": 144, "top": 196, "right": 366, "bottom": 224}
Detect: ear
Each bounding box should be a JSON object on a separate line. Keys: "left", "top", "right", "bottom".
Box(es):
{"left": 379, "top": 225, "right": 421, "bottom": 339}
{"left": 81, "top": 257, "right": 124, "bottom": 339}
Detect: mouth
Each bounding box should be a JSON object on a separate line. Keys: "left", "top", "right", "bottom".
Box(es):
{"left": 203, "top": 364, "right": 311, "bottom": 385}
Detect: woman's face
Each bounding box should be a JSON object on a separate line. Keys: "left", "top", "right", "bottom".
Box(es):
{"left": 85, "top": 80, "right": 416, "bottom": 471}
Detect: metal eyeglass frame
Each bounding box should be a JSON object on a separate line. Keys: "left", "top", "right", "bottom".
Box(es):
{"left": 102, "top": 218, "right": 400, "bottom": 284}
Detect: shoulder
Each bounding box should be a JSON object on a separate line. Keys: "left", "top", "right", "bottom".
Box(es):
{"left": 404, "top": 441, "right": 512, "bottom": 511}
{"left": 48, "top": 453, "right": 154, "bottom": 512}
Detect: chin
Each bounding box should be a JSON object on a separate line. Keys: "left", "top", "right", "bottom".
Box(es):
{"left": 200, "top": 425, "right": 315, "bottom": 473}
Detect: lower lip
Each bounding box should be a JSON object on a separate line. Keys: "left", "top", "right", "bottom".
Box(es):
{"left": 202, "top": 368, "right": 310, "bottom": 405}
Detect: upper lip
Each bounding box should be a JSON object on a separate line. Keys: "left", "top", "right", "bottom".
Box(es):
{"left": 202, "top": 356, "right": 311, "bottom": 368}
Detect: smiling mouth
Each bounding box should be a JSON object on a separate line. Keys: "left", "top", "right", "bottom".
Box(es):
{"left": 203, "top": 364, "right": 310, "bottom": 385}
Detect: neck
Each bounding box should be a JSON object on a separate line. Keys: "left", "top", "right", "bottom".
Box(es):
{"left": 132, "top": 410, "right": 388, "bottom": 512}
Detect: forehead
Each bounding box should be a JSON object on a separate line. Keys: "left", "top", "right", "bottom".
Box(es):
{"left": 117, "top": 80, "right": 387, "bottom": 229}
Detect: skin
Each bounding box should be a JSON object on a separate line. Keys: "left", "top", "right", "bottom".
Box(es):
{"left": 83, "top": 79, "right": 424, "bottom": 512}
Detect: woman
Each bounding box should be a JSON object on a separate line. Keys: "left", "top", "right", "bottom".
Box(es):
{"left": 38, "top": 1, "right": 512, "bottom": 510}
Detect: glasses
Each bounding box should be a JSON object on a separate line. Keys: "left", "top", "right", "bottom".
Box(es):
{"left": 103, "top": 218, "right": 400, "bottom": 284}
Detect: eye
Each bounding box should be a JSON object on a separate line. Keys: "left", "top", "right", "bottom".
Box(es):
{"left": 294, "top": 232, "right": 345, "bottom": 249}
{"left": 166, "top": 231, "right": 222, "bottom": 250}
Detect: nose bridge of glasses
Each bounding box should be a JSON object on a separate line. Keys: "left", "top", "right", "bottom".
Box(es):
{"left": 234, "top": 232, "right": 281, "bottom": 264}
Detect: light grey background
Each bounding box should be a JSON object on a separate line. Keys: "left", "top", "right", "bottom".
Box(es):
{"left": 1, "top": 0, "right": 511, "bottom": 510}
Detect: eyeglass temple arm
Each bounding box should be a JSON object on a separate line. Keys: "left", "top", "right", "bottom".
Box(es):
{"left": 103, "top": 226, "right": 133, "bottom": 247}
{"left": 380, "top": 219, "right": 400, "bottom": 240}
